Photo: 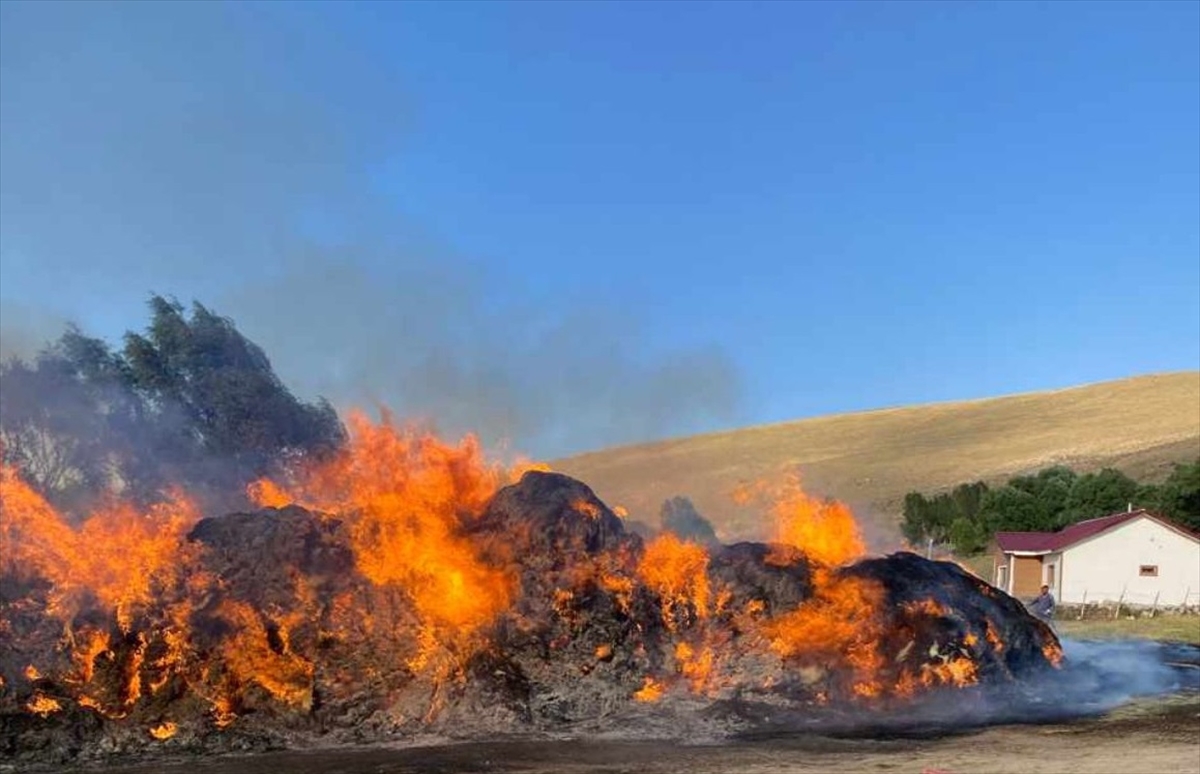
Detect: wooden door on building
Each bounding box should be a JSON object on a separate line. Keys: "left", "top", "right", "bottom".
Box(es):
{"left": 1012, "top": 555, "right": 1044, "bottom": 598}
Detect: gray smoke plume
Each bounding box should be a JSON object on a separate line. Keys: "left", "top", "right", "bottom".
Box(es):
{"left": 734, "top": 637, "right": 1198, "bottom": 740}
{"left": 882, "top": 637, "right": 1194, "bottom": 734}
{"left": 0, "top": 2, "right": 741, "bottom": 457}
{"left": 222, "top": 251, "right": 740, "bottom": 454}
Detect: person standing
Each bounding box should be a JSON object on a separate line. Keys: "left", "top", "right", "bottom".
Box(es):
{"left": 1030, "top": 584, "right": 1056, "bottom": 624}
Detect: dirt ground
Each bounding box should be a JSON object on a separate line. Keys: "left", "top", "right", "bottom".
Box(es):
{"left": 28, "top": 692, "right": 1197, "bottom": 774}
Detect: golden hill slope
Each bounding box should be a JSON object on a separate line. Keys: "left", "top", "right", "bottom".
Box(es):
{"left": 551, "top": 372, "right": 1200, "bottom": 546}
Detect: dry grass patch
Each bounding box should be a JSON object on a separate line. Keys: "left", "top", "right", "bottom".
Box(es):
{"left": 554, "top": 372, "right": 1200, "bottom": 543}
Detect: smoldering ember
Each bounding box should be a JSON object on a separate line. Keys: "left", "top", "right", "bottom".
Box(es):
{"left": 0, "top": 412, "right": 1168, "bottom": 769}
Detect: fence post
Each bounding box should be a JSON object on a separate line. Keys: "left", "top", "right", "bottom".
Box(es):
{"left": 1078, "top": 590, "right": 1088, "bottom": 620}
{"left": 1113, "top": 586, "right": 1126, "bottom": 620}
{"left": 1150, "top": 591, "right": 1160, "bottom": 618}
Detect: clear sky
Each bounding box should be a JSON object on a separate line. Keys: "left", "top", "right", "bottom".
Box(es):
{"left": 1, "top": 1, "right": 1197, "bottom": 457}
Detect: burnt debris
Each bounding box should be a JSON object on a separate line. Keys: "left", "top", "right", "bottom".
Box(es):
{"left": 2, "top": 471, "right": 1066, "bottom": 766}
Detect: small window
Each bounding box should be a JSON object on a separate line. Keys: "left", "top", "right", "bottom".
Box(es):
{"left": 1139, "top": 565, "right": 1158, "bottom": 577}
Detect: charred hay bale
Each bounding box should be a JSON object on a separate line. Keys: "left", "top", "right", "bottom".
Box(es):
{"left": 470, "top": 472, "right": 663, "bottom": 723}
{"left": 472, "top": 471, "right": 655, "bottom": 660}
{"left": 0, "top": 703, "right": 106, "bottom": 765}
{"left": 473, "top": 471, "right": 635, "bottom": 561}
{"left": 845, "top": 552, "right": 1060, "bottom": 681}
{"left": 0, "top": 580, "right": 74, "bottom": 709}
{"left": 188, "top": 505, "right": 355, "bottom": 595}
{"left": 187, "top": 506, "right": 424, "bottom": 726}
{"left": 708, "top": 542, "right": 815, "bottom": 618}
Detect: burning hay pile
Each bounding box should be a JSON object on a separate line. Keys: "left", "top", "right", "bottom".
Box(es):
{"left": 0, "top": 414, "right": 1061, "bottom": 766}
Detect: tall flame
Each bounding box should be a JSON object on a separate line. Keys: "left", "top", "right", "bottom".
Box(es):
{"left": 764, "top": 567, "right": 886, "bottom": 698}
{"left": 637, "top": 533, "right": 711, "bottom": 630}
{"left": 1, "top": 465, "right": 199, "bottom": 629}
{"left": 1, "top": 463, "right": 205, "bottom": 719}
{"left": 738, "top": 472, "right": 886, "bottom": 698}
{"left": 248, "top": 410, "right": 516, "bottom": 670}
{"left": 768, "top": 473, "right": 865, "bottom": 567}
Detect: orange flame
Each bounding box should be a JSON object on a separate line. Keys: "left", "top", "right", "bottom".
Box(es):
{"left": 248, "top": 411, "right": 516, "bottom": 671}
{"left": 637, "top": 533, "right": 711, "bottom": 630}
{"left": 734, "top": 474, "right": 892, "bottom": 699}
{"left": 674, "top": 640, "right": 718, "bottom": 693}
{"left": 0, "top": 465, "right": 200, "bottom": 629}
{"left": 925, "top": 656, "right": 978, "bottom": 688}
{"left": 571, "top": 499, "right": 603, "bottom": 519}
{"left": 633, "top": 676, "right": 665, "bottom": 702}
{"left": 25, "top": 694, "right": 63, "bottom": 717}
{"left": 1042, "top": 640, "right": 1064, "bottom": 668}
{"left": 149, "top": 721, "right": 178, "bottom": 740}
{"left": 1, "top": 421, "right": 1053, "bottom": 728}
{"left": 768, "top": 474, "right": 865, "bottom": 567}
{"left": 211, "top": 600, "right": 315, "bottom": 709}
{"left": 67, "top": 630, "right": 111, "bottom": 687}
{"left": 984, "top": 619, "right": 1005, "bottom": 653}
{"left": 764, "top": 568, "right": 886, "bottom": 697}
{"left": 1, "top": 464, "right": 202, "bottom": 715}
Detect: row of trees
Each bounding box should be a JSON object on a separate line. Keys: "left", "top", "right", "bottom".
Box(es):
{"left": 0, "top": 296, "right": 345, "bottom": 517}
{"left": 901, "top": 460, "right": 1200, "bottom": 555}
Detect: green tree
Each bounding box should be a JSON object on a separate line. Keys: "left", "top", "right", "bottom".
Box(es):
{"left": 948, "top": 516, "right": 988, "bottom": 554}
{"left": 1006, "top": 466, "right": 1076, "bottom": 528}
{"left": 980, "top": 485, "right": 1047, "bottom": 532}
{"left": 1154, "top": 458, "right": 1200, "bottom": 530}
{"left": 121, "top": 297, "right": 344, "bottom": 478}
{"left": 0, "top": 296, "right": 345, "bottom": 512}
{"left": 902, "top": 461, "right": 1197, "bottom": 558}
{"left": 901, "top": 491, "right": 950, "bottom": 546}
{"left": 950, "top": 481, "right": 989, "bottom": 522}
{"left": 901, "top": 484, "right": 990, "bottom": 550}
{"left": 1061, "top": 467, "right": 1140, "bottom": 525}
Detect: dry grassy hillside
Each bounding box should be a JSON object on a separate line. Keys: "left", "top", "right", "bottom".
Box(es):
{"left": 551, "top": 372, "right": 1200, "bottom": 547}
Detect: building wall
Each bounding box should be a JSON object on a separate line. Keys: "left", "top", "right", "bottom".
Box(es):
{"left": 1043, "top": 551, "right": 1063, "bottom": 600}
{"left": 992, "top": 544, "right": 1010, "bottom": 592}
{"left": 1059, "top": 517, "right": 1200, "bottom": 605}
{"left": 1012, "top": 555, "right": 1044, "bottom": 598}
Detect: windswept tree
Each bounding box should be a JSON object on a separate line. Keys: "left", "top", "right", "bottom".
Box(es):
{"left": 0, "top": 295, "right": 345, "bottom": 515}
{"left": 122, "top": 296, "right": 345, "bottom": 477}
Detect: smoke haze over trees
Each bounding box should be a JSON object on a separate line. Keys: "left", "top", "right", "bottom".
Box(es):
{"left": 902, "top": 462, "right": 1200, "bottom": 554}
{"left": 0, "top": 296, "right": 344, "bottom": 516}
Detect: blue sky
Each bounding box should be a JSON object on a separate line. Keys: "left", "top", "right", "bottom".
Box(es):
{"left": 1, "top": 1, "right": 1197, "bottom": 456}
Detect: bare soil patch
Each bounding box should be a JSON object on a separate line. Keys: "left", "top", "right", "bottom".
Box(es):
{"left": 25, "top": 692, "right": 1198, "bottom": 774}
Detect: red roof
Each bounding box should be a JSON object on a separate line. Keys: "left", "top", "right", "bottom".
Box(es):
{"left": 995, "top": 509, "right": 1197, "bottom": 553}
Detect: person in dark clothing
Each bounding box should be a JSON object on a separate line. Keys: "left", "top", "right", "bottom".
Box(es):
{"left": 1030, "top": 584, "right": 1056, "bottom": 623}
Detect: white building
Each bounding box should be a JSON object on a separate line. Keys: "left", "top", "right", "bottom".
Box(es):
{"left": 992, "top": 509, "right": 1200, "bottom": 606}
